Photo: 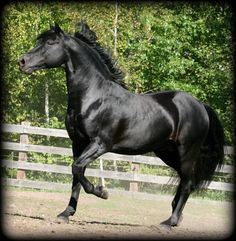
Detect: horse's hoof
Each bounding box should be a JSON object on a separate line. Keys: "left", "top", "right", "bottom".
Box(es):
{"left": 160, "top": 217, "right": 173, "bottom": 230}
{"left": 170, "top": 216, "right": 178, "bottom": 227}
{"left": 159, "top": 223, "right": 172, "bottom": 231}
{"left": 96, "top": 185, "right": 109, "bottom": 199}
{"left": 176, "top": 214, "right": 183, "bottom": 226}
{"left": 101, "top": 189, "right": 109, "bottom": 199}
{"left": 56, "top": 214, "right": 69, "bottom": 224}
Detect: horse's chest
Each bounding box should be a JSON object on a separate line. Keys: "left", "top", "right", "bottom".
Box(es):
{"left": 65, "top": 110, "right": 88, "bottom": 140}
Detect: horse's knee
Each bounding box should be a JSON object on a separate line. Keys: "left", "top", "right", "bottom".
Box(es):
{"left": 72, "top": 163, "right": 83, "bottom": 176}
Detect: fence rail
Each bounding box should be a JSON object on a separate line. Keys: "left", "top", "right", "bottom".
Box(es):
{"left": 1, "top": 141, "right": 233, "bottom": 174}
{"left": 1, "top": 123, "right": 234, "bottom": 193}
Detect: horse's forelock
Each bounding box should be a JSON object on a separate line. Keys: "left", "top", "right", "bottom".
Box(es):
{"left": 36, "top": 29, "right": 57, "bottom": 43}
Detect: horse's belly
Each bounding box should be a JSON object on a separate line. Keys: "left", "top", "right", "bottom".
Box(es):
{"left": 111, "top": 119, "right": 172, "bottom": 155}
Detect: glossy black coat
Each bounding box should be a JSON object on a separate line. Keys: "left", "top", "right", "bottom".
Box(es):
{"left": 19, "top": 22, "right": 224, "bottom": 227}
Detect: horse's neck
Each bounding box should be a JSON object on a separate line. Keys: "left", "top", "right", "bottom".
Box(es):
{"left": 65, "top": 40, "right": 107, "bottom": 91}
{"left": 64, "top": 39, "right": 126, "bottom": 112}
{"left": 65, "top": 55, "right": 108, "bottom": 113}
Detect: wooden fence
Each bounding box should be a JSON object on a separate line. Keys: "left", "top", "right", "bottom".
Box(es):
{"left": 1, "top": 123, "right": 234, "bottom": 193}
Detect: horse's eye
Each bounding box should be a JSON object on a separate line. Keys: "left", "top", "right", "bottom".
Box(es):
{"left": 46, "top": 40, "right": 55, "bottom": 45}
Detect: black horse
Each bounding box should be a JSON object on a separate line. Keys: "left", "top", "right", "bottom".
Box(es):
{"left": 19, "top": 22, "right": 224, "bottom": 227}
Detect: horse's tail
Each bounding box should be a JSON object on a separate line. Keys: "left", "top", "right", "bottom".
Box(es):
{"left": 194, "top": 104, "right": 224, "bottom": 188}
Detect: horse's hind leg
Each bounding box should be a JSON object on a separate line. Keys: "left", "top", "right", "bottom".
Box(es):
{"left": 171, "top": 184, "right": 181, "bottom": 214}
{"left": 170, "top": 179, "right": 192, "bottom": 226}
{"left": 169, "top": 145, "right": 198, "bottom": 226}
{"left": 154, "top": 145, "right": 183, "bottom": 226}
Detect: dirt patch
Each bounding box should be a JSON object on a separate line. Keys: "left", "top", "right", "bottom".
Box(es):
{"left": 2, "top": 189, "right": 234, "bottom": 239}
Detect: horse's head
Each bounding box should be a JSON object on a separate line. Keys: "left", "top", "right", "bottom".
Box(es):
{"left": 19, "top": 23, "right": 66, "bottom": 74}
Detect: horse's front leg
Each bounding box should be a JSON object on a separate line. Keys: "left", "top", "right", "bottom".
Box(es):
{"left": 72, "top": 139, "right": 109, "bottom": 199}
{"left": 57, "top": 140, "right": 87, "bottom": 223}
{"left": 57, "top": 175, "right": 82, "bottom": 223}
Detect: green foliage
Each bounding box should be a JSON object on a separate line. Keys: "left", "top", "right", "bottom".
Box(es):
{"left": 2, "top": 2, "right": 233, "bottom": 143}
{"left": 117, "top": 3, "right": 233, "bottom": 143}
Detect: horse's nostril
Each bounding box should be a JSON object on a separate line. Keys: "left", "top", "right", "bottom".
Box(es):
{"left": 19, "top": 58, "right": 25, "bottom": 67}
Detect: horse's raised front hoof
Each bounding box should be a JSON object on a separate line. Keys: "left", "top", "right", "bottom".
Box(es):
{"left": 56, "top": 213, "right": 69, "bottom": 224}
{"left": 101, "top": 189, "right": 109, "bottom": 199}
{"left": 96, "top": 185, "right": 109, "bottom": 199}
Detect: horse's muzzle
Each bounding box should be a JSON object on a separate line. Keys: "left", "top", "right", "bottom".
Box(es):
{"left": 18, "top": 57, "right": 34, "bottom": 74}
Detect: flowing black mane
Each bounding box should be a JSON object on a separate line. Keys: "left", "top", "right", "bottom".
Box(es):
{"left": 74, "top": 21, "right": 127, "bottom": 89}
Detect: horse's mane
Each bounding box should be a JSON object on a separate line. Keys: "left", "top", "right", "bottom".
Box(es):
{"left": 74, "top": 21, "right": 127, "bottom": 89}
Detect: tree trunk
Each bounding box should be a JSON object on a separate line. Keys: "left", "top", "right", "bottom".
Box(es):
{"left": 45, "top": 81, "right": 49, "bottom": 124}
{"left": 114, "top": 1, "right": 118, "bottom": 58}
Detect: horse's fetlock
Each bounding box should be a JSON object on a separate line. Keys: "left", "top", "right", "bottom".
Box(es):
{"left": 84, "top": 185, "right": 94, "bottom": 194}
{"left": 66, "top": 206, "right": 76, "bottom": 216}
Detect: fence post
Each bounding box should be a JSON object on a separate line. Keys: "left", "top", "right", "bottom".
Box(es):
{"left": 100, "top": 159, "right": 105, "bottom": 187}
{"left": 113, "top": 160, "right": 117, "bottom": 171}
{"left": 17, "top": 121, "right": 30, "bottom": 180}
{"left": 129, "top": 161, "right": 139, "bottom": 192}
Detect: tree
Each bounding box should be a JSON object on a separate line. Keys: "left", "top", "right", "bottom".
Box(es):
{"left": 2, "top": 2, "right": 233, "bottom": 143}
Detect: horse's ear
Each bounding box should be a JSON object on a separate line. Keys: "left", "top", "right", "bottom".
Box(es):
{"left": 76, "top": 21, "right": 97, "bottom": 41}
{"left": 54, "top": 22, "right": 64, "bottom": 36}
{"left": 77, "top": 21, "right": 86, "bottom": 33}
